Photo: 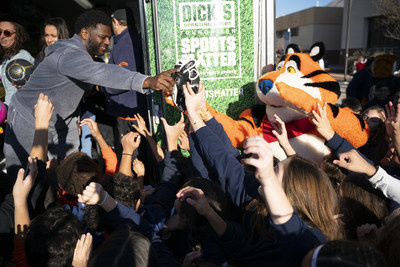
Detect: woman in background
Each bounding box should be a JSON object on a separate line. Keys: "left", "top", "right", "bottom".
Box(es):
{"left": 0, "top": 18, "right": 34, "bottom": 104}
{"left": 34, "top": 17, "right": 69, "bottom": 67}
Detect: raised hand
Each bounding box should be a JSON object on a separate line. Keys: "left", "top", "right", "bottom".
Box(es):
{"left": 132, "top": 113, "right": 151, "bottom": 136}
{"left": 35, "top": 93, "right": 54, "bottom": 128}
{"left": 13, "top": 157, "right": 38, "bottom": 207}
{"left": 333, "top": 149, "right": 376, "bottom": 176}
{"left": 176, "top": 186, "right": 212, "bottom": 217}
{"left": 160, "top": 112, "right": 185, "bottom": 151}
{"left": 271, "top": 114, "right": 296, "bottom": 156}
{"left": 242, "top": 136, "right": 294, "bottom": 224}
{"left": 242, "top": 136, "right": 275, "bottom": 184}
{"left": 132, "top": 158, "right": 145, "bottom": 178}
{"left": 121, "top": 132, "right": 141, "bottom": 155}
{"left": 72, "top": 233, "right": 92, "bottom": 267}
{"left": 183, "top": 82, "right": 206, "bottom": 115}
{"left": 143, "top": 68, "right": 180, "bottom": 94}
{"left": 80, "top": 118, "right": 101, "bottom": 139}
{"left": 178, "top": 130, "right": 190, "bottom": 151}
{"left": 77, "top": 182, "right": 106, "bottom": 205}
{"left": 384, "top": 101, "right": 400, "bottom": 139}
{"left": 311, "top": 102, "right": 335, "bottom": 141}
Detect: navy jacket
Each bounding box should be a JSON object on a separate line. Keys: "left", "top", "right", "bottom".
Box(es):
{"left": 325, "top": 132, "right": 373, "bottom": 165}
{"left": 141, "top": 150, "right": 182, "bottom": 232}
{"left": 104, "top": 28, "right": 148, "bottom": 118}
{"left": 218, "top": 211, "right": 326, "bottom": 267}
{"left": 190, "top": 118, "right": 260, "bottom": 213}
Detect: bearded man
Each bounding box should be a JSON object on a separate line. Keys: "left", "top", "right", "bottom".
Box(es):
{"left": 4, "top": 10, "right": 178, "bottom": 178}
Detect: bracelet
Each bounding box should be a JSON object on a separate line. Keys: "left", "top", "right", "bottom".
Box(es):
{"left": 98, "top": 192, "right": 108, "bottom": 206}
{"left": 193, "top": 120, "right": 203, "bottom": 126}
{"left": 122, "top": 153, "right": 132, "bottom": 156}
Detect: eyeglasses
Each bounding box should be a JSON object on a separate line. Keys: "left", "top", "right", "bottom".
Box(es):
{"left": 0, "top": 29, "right": 16, "bottom": 37}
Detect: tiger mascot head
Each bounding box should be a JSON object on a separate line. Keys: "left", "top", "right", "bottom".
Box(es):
{"left": 256, "top": 42, "right": 369, "bottom": 151}
{"left": 257, "top": 42, "right": 340, "bottom": 123}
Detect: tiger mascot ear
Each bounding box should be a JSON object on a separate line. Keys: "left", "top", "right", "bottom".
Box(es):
{"left": 309, "top": 42, "right": 325, "bottom": 62}
{"left": 285, "top": 43, "right": 301, "bottom": 55}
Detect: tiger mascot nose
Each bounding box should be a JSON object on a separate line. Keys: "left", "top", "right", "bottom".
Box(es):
{"left": 258, "top": 79, "right": 273, "bottom": 95}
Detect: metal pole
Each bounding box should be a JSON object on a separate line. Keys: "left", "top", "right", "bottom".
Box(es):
{"left": 150, "top": 0, "right": 166, "bottom": 122}
{"left": 266, "top": 0, "right": 276, "bottom": 70}
{"left": 139, "top": 0, "right": 161, "bottom": 184}
{"left": 139, "top": 0, "right": 154, "bottom": 135}
{"left": 344, "top": 0, "right": 352, "bottom": 81}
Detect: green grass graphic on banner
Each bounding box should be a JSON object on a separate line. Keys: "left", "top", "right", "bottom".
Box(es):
{"left": 150, "top": 0, "right": 255, "bottom": 120}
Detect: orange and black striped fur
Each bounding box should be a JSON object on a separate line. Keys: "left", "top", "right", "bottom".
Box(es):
{"left": 208, "top": 42, "right": 369, "bottom": 162}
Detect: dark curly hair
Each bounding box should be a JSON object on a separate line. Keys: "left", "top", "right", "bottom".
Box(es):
{"left": 0, "top": 20, "right": 30, "bottom": 60}
{"left": 83, "top": 205, "right": 113, "bottom": 234}
{"left": 74, "top": 9, "right": 111, "bottom": 34}
{"left": 83, "top": 173, "right": 140, "bottom": 234}
{"left": 57, "top": 152, "right": 100, "bottom": 199}
{"left": 25, "top": 207, "right": 83, "bottom": 267}
{"left": 103, "top": 173, "right": 141, "bottom": 209}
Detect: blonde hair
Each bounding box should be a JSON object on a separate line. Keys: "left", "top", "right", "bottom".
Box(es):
{"left": 283, "top": 156, "right": 343, "bottom": 240}
{"left": 245, "top": 156, "right": 343, "bottom": 241}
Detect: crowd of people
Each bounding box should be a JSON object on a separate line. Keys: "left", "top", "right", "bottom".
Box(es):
{"left": 0, "top": 7, "right": 400, "bottom": 267}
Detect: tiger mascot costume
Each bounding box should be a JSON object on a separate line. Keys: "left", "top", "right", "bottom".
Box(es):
{"left": 206, "top": 42, "right": 369, "bottom": 162}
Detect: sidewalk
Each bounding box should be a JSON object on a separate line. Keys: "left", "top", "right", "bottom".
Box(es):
{"left": 325, "top": 66, "right": 352, "bottom": 105}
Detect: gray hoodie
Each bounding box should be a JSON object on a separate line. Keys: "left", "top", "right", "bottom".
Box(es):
{"left": 11, "top": 34, "right": 148, "bottom": 129}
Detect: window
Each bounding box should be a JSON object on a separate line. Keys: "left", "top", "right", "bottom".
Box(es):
{"left": 291, "top": 27, "right": 299, "bottom": 37}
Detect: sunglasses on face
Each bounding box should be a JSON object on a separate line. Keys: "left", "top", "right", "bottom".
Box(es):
{"left": 0, "top": 29, "right": 16, "bottom": 37}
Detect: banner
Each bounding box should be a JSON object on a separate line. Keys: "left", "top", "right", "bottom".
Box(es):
{"left": 147, "top": 0, "right": 257, "bottom": 119}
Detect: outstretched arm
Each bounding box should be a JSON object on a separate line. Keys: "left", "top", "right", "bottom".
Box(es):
{"left": 143, "top": 113, "right": 185, "bottom": 213}
{"left": 312, "top": 102, "right": 374, "bottom": 164}
{"left": 119, "top": 132, "right": 141, "bottom": 177}
{"left": 242, "top": 136, "right": 294, "bottom": 225}
{"left": 13, "top": 157, "right": 38, "bottom": 238}
{"left": 132, "top": 113, "right": 165, "bottom": 162}
{"left": 271, "top": 114, "right": 296, "bottom": 156}
{"left": 31, "top": 93, "right": 54, "bottom": 161}
{"left": 311, "top": 102, "right": 335, "bottom": 141}
{"left": 79, "top": 118, "right": 109, "bottom": 151}
{"left": 80, "top": 118, "right": 118, "bottom": 175}
{"left": 142, "top": 68, "right": 180, "bottom": 94}
{"left": 334, "top": 149, "right": 400, "bottom": 204}
{"left": 185, "top": 82, "right": 258, "bottom": 210}
{"left": 160, "top": 112, "right": 185, "bottom": 152}
{"left": 176, "top": 186, "right": 227, "bottom": 236}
